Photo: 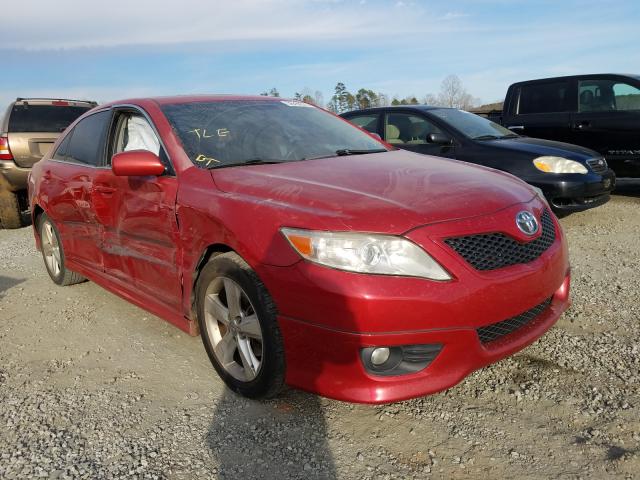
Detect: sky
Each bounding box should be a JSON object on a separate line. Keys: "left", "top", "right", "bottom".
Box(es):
{"left": 2, "top": 0, "right": 639, "bottom": 110}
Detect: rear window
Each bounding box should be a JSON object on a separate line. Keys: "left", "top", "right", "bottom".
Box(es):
{"left": 517, "top": 82, "right": 571, "bottom": 114}
{"left": 8, "top": 105, "right": 92, "bottom": 133}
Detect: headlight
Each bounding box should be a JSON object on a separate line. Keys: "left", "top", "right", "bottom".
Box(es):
{"left": 281, "top": 228, "right": 451, "bottom": 280}
{"left": 533, "top": 156, "right": 588, "bottom": 174}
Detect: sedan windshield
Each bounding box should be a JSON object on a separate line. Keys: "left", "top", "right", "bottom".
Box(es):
{"left": 161, "top": 100, "right": 387, "bottom": 168}
{"left": 429, "top": 108, "right": 516, "bottom": 140}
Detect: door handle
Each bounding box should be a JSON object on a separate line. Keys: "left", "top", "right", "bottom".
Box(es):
{"left": 507, "top": 125, "right": 524, "bottom": 131}
{"left": 575, "top": 121, "right": 591, "bottom": 130}
{"left": 93, "top": 185, "right": 116, "bottom": 195}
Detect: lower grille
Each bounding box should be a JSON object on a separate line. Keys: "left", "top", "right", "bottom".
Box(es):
{"left": 477, "top": 297, "right": 552, "bottom": 344}
{"left": 445, "top": 209, "right": 556, "bottom": 271}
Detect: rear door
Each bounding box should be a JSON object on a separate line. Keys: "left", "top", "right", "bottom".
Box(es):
{"left": 92, "top": 108, "right": 182, "bottom": 309}
{"left": 504, "top": 80, "right": 575, "bottom": 143}
{"left": 7, "top": 103, "right": 93, "bottom": 168}
{"left": 43, "top": 110, "right": 111, "bottom": 272}
{"left": 572, "top": 76, "right": 640, "bottom": 176}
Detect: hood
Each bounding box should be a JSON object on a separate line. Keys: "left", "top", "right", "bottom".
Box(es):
{"left": 211, "top": 150, "right": 537, "bottom": 234}
{"left": 482, "top": 136, "right": 599, "bottom": 161}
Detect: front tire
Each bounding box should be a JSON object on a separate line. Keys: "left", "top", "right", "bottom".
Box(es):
{"left": 38, "top": 214, "right": 85, "bottom": 286}
{"left": 196, "top": 252, "right": 285, "bottom": 399}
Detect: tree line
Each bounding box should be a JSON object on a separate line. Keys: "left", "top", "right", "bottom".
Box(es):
{"left": 260, "top": 75, "right": 479, "bottom": 114}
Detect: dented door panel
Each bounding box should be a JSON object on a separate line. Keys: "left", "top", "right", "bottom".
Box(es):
{"left": 93, "top": 170, "right": 182, "bottom": 308}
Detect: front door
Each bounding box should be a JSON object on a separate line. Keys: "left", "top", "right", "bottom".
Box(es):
{"left": 384, "top": 112, "right": 456, "bottom": 159}
{"left": 572, "top": 77, "right": 640, "bottom": 177}
{"left": 92, "top": 109, "right": 182, "bottom": 309}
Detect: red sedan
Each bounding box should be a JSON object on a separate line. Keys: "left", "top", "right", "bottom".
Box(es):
{"left": 29, "top": 96, "right": 571, "bottom": 404}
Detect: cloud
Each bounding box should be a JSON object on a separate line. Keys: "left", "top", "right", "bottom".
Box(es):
{"left": 2, "top": 0, "right": 437, "bottom": 50}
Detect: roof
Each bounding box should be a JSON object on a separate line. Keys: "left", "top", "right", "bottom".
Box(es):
{"left": 509, "top": 73, "right": 640, "bottom": 85}
{"left": 13, "top": 98, "right": 97, "bottom": 106}
{"left": 99, "top": 94, "right": 285, "bottom": 109}
{"left": 341, "top": 105, "right": 453, "bottom": 115}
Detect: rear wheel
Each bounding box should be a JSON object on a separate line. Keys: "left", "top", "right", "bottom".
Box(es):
{"left": 196, "top": 252, "right": 285, "bottom": 399}
{"left": 0, "top": 190, "right": 23, "bottom": 229}
{"left": 38, "top": 214, "right": 85, "bottom": 286}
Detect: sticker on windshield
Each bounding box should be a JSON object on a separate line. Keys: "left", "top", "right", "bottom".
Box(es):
{"left": 280, "top": 100, "right": 313, "bottom": 108}
{"left": 194, "top": 154, "right": 220, "bottom": 167}
{"left": 188, "top": 128, "right": 230, "bottom": 139}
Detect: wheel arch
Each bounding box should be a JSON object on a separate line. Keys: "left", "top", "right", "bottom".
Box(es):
{"left": 31, "top": 204, "right": 45, "bottom": 249}
{"left": 189, "top": 242, "right": 236, "bottom": 331}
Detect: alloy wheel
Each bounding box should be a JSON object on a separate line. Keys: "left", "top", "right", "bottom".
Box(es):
{"left": 203, "top": 277, "right": 263, "bottom": 382}
{"left": 41, "top": 220, "right": 61, "bottom": 278}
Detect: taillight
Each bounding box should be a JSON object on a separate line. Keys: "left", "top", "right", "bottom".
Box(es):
{"left": 0, "top": 135, "right": 13, "bottom": 160}
{"left": 52, "top": 101, "right": 69, "bottom": 106}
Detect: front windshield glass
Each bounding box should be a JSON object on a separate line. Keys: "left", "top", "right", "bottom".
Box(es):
{"left": 429, "top": 108, "right": 516, "bottom": 140}
{"left": 161, "top": 100, "right": 387, "bottom": 168}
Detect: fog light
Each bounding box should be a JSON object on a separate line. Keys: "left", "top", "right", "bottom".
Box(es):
{"left": 370, "top": 347, "right": 390, "bottom": 366}
{"left": 361, "top": 344, "right": 442, "bottom": 376}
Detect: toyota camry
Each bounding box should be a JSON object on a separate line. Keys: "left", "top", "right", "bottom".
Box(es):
{"left": 29, "top": 96, "right": 571, "bottom": 403}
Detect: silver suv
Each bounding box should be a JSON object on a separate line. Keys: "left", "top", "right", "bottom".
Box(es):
{"left": 0, "top": 98, "right": 96, "bottom": 228}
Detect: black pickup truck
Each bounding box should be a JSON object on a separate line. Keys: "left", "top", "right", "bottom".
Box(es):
{"left": 483, "top": 74, "right": 640, "bottom": 177}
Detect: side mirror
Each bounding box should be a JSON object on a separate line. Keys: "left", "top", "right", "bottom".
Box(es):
{"left": 111, "top": 150, "right": 165, "bottom": 177}
{"left": 427, "top": 133, "right": 453, "bottom": 145}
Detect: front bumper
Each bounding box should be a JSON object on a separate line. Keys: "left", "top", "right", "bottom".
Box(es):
{"left": 0, "top": 160, "right": 30, "bottom": 192}
{"left": 276, "top": 273, "right": 570, "bottom": 404}
{"left": 533, "top": 170, "right": 616, "bottom": 213}
{"left": 257, "top": 200, "right": 570, "bottom": 403}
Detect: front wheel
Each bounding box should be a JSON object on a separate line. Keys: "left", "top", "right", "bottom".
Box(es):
{"left": 38, "top": 214, "right": 85, "bottom": 286}
{"left": 196, "top": 252, "right": 285, "bottom": 399}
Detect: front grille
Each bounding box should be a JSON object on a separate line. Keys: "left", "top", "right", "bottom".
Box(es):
{"left": 477, "top": 297, "right": 552, "bottom": 344}
{"left": 444, "top": 210, "right": 556, "bottom": 271}
{"left": 587, "top": 157, "right": 608, "bottom": 174}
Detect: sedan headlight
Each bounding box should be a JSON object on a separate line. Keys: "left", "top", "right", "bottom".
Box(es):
{"left": 281, "top": 228, "right": 451, "bottom": 280}
{"left": 533, "top": 156, "right": 588, "bottom": 174}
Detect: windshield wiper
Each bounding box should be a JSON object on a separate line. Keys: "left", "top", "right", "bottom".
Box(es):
{"left": 473, "top": 134, "right": 500, "bottom": 141}
{"left": 210, "top": 158, "right": 286, "bottom": 169}
{"left": 335, "top": 148, "right": 388, "bottom": 156}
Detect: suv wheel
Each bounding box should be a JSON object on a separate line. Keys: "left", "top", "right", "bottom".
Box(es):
{"left": 0, "top": 190, "right": 23, "bottom": 229}
{"left": 196, "top": 252, "right": 285, "bottom": 399}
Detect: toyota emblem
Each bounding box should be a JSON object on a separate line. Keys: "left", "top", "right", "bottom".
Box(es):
{"left": 516, "top": 211, "right": 539, "bottom": 236}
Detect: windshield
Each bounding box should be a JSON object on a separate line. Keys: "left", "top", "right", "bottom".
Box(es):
{"left": 161, "top": 100, "right": 387, "bottom": 168}
{"left": 429, "top": 108, "right": 516, "bottom": 140}
{"left": 8, "top": 105, "right": 92, "bottom": 133}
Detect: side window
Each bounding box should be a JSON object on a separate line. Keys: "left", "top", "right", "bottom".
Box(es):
{"left": 613, "top": 83, "right": 640, "bottom": 110}
{"left": 518, "top": 81, "right": 571, "bottom": 114}
{"left": 347, "top": 114, "right": 379, "bottom": 134}
{"left": 579, "top": 79, "right": 640, "bottom": 112}
{"left": 113, "top": 114, "right": 161, "bottom": 156}
{"left": 385, "top": 113, "right": 442, "bottom": 145}
{"left": 66, "top": 111, "right": 111, "bottom": 166}
{"left": 52, "top": 131, "right": 73, "bottom": 160}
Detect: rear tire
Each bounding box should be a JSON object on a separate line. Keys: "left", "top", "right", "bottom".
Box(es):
{"left": 196, "top": 252, "right": 285, "bottom": 399}
{"left": 37, "top": 213, "right": 86, "bottom": 286}
{"left": 0, "top": 190, "right": 23, "bottom": 229}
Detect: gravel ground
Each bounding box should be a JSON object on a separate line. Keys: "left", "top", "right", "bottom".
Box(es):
{"left": 1, "top": 182, "right": 639, "bottom": 479}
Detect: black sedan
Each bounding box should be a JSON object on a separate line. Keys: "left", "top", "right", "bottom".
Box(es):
{"left": 341, "top": 106, "right": 616, "bottom": 214}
